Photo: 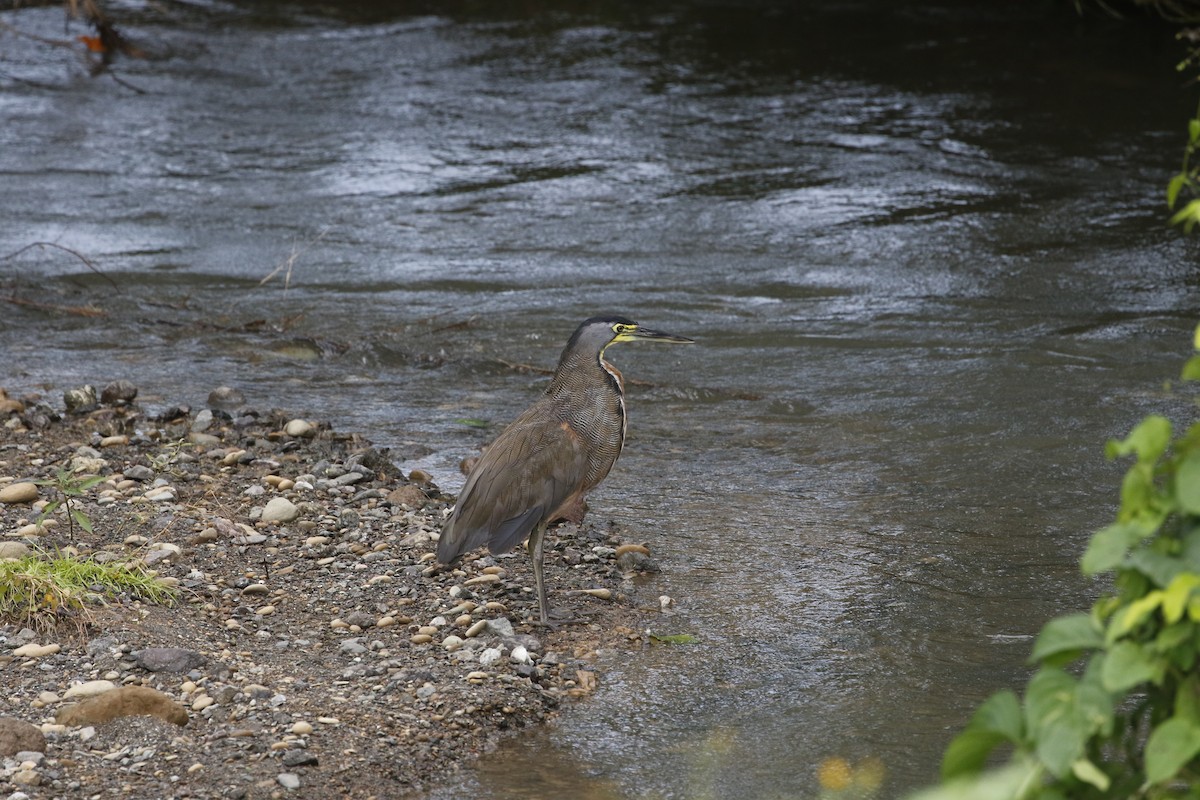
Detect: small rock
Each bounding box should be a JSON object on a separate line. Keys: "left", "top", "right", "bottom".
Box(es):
{"left": 0, "top": 717, "right": 46, "bottom": 756}
{"left": 135, "top": 647, "right": 207, "bottom": 673}
{"left": 511, "top": 645, "right": 532, "bottom": 664}
{"left": 124, "top": 465, "right": 154, "bottom": 483}
{"left": 0, "top": 541, "right": 31, "bottom": 560}
{"left": 285, "top": 419, "right": 314, "bottom": 438}
{"left": 12, "top": 643, "right": 60, "bottom": 658}
{"left": 207, "top": 386, "right": 246, "bottom": 409}
{"left": 261, "top": 497, "right": 300, "bottom": 523}
{"left": 0, "top": 482, "right": 39, "bottom": 504}
{"left": 486, "top": 617, "right": 515, "bottom": 637}
{"left": 290, "top": 721, "right": 313, "bottom": 735}
{"left": 63, "top": 385, "right": 98, "bottom": 414}
{"left": 386, "top": 485, "right": 427, "bottom": 508}
{"left": 278, "top": 773, "right": 301, "bottom": 790}
{"left": 282, "top": 749, "right": 319, "bottom": 767}
{"left": 191, "top": 694, "right": 214, "bottom": 711}
{"left": 479, "top": 648, "right": 503, "bottom": 667}
{"left": 100, "top": 380, "right": 138, "bottom": 406}
{"left": 63, "top": 680, "right": 116, "bottom": 699}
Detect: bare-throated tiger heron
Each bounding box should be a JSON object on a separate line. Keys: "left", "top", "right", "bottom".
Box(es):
{"left": 436, "top": 316, "right": 693, "bottom": 624}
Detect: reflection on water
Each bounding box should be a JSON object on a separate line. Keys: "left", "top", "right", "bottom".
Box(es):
{"left": 2, "top": 0, "right": 1200, "bottom": 797}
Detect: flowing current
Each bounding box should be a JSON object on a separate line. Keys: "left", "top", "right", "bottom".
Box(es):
{"left": 2, "top": 1, "right": 1199, "bottom": 796}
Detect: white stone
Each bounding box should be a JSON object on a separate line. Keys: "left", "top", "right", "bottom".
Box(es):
{"left": 261, "top": 497, "right": 299, "bottom": 523}
{"left": 64, "top": 680, "right": 116, "bottom": 699}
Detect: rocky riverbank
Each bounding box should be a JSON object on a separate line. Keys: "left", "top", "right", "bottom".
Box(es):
{"left": 0, "top": 382, "right": 660, "bottom": 799}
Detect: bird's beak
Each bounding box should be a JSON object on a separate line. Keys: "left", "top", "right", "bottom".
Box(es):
{"left": 627, "top": 326, "right": 694, "bottom": 344}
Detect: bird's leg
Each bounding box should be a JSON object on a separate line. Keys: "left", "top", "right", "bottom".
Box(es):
{"left": 529, "top": 521, "right": 552, "bottom": 626}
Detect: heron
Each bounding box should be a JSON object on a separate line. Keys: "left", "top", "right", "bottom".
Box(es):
{"left": 436, "top": 315, "right": 693, "bottom": 624}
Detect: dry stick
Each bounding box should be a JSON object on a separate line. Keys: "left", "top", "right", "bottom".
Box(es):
{"left": 1, "top": 241, "right": 119, "bottom": 291}
{"left": 3, "top": 295, "right": 106, "bottom": 317}
{"left": 260, "top": 229, "right": 330, "bottom": 291}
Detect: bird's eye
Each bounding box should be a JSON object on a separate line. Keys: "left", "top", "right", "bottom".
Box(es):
{"left": 613, "top": 324, "right": 634, "bottom": 335}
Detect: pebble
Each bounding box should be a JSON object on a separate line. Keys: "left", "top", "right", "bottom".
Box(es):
{"left": 285, "top": 419, "right": 315, "bottom": 438}
{"left": 464, "top": 620, "right": 488, "bottom": 638}
{"left": 290, "top": 721, "right": 313, "bottom": 735}
{"left": 442, "top": 635, "right": 464, "bottom": 652}
{"left": 261, "top": 497, "right": 300, "bottom": 523}
{"left": 409, "top": 634, "right": 433, "bottom": 645}
{"left": 0, "top": 482, "right": 38, "bottom": 504}
{"left": 135, "top": 647, "right": 206, "bottom": 673}
{"left": 13, "top": 643, "right": 61, "bottom": 658}
{"left": 479, "top": 648, "right": 503, "bottom": 667}
{"left": 63, "top": 680, "right": 116, "bottom": 699}
{"left": 62, "top": 385, "right": 97, "bottom": 414}
{"left": 486, "top": 617, "right": 515, "bottom": 637}
{"left": 207, "top": 386, "right": 245, "bottom": 408}
{"left": 100, "top": 380, "right": 138, "bottom": 406}
{"left": 0, "top": 541, "right": 31, "bottom": 560}
{"left": 192, "top": 694, "right": 215, "bottom": 710}
{"left": 191, "top": 409, "right": 214, "bottom": 432}
{"left": 277, "top": 772, "right": 301, "bottom": 790}
{"left": 124, "top": 465, "right": 154, "bottom": 482}
{"left": 511, "top": 645, "right": 532, "bottom": 664}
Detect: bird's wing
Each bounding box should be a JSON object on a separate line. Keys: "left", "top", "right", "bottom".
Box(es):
{"left": 437, "top": 404, "right": 590, "bottom": 562}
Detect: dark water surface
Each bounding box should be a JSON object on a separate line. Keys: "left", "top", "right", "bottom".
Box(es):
{"left": 3, "top": 1, "right": 1200, "bottom": 796}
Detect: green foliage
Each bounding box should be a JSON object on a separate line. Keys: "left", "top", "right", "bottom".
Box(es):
{"left": 1170, "top": 43, "right": 1200, "bottom": 231}
{"left": 0, "top": 548, "right": 176, "bottom": 631}
{"left": 35, "top": 467, "right": 105, "bottom": 537}
{"left": 913, "top": 325, "right": 1200, "bottom": 799}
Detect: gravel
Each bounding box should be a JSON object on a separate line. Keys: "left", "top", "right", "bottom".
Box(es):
{"left": 0, "top": 383, "right": 658, "bottom": 798}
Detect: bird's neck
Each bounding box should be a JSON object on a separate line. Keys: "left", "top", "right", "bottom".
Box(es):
{"left": 549, "top": 349, "right": 623, "bottom": 395}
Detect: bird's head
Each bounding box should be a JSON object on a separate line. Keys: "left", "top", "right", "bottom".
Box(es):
{"left": 565, "top": 316, "right": 694, "bottom": 360}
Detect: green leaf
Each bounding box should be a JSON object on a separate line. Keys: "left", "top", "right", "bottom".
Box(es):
{"left": 1170, "top": 173, "right": 1188, "bottom": 208}
{"left": 1164, "top": 574, "right": 1200, "bottom": 623}
{"left": 454, "top": 418, "right": 490, "bottom": 429}
{"left": 1025, "top": 668, "right": 1084, "bottom": 777}
{"left": 1170, "top": 198, "right": 1200, "bottom": 231}
{"left": 1182, "top": 355, "right": 1200, "bottom": 381}
{"left": 76, "top": 475, "right": 107, "bottom": 490}
{"left": 1030, "top": 614, "right": 1103, "bottom": 664}
{"left": 1175, "top": 674, "right": 1200, "bottom": 722}
{"left": 1081, "top": 521, "right": 1153, "bottom": 576}
{"left": 1127, "top": 550, "right": 1187, "bottom": 589}
{"left": 940, "top": 729, "right": 1008, "bottom": 780}
{"left": 1106, "top": 415, "right": 1170, "bottom": 464}
{"left": 71, "top": 509, "right": 93, "bottom": 534}
{"left": 1108, "top": 591, "right": 1164, "bottom": 641}
{"left": 1145, "top": 717, "right": 1200, "bottom": 784}
{"left": 1177, "top": 453, "right": 1200, "bottom": 515}
{"left": 1191, "top": 118, "right": 1200, "bottom": 144}
{"left": 1101, "top": 641, "right": 1163, "bottom": 692}
{"left": 1071, "top": 757, "right": 1110, "bottom": 791}
{"left": 972, "top": 689, "right": 1024, "bottom": 743}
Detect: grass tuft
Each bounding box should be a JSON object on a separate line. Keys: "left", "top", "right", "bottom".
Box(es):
{"left": 0, "top": 548, "right": 177, "bottom": 632}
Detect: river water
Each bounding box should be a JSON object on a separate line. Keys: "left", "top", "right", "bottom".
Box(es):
{"left": 2, "top": 1, "right": 1199, "bottom": 797}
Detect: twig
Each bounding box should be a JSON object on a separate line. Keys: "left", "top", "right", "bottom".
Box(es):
{"left": 260, "top": 229, "right": 329, "bottom": 291}
{"left": 1, "top": 241, "right": 118, "bottom": 291}
{"left": 3, "top": 295, "right": 107, "bottom": 317}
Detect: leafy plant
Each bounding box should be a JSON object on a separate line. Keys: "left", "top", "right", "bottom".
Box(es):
{"left": 36, "top": 468, "right": 106, "bottom": 537}
{"left": 1169, "top": 33, "right": 1200, "bottom": 231}
{"left": 911, "top": 326, "right": 1200, "bottom": 800}
{"left": 0, "top": 548, "right": 176, "bottom": 632}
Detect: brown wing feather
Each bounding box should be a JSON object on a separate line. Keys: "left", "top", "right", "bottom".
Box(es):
{"left": 437, "top": 398, "right": 591, "bottom": 563}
